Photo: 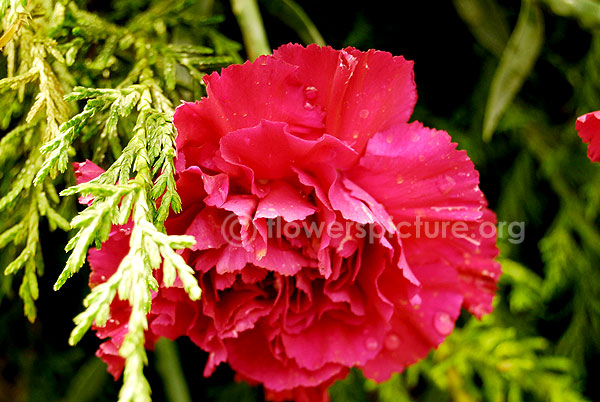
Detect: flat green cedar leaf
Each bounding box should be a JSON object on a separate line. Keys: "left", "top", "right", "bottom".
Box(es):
{"left": 0, "top": 223, "right": 24, "bottom": 248}
{"left": 0, "top": 0, "right": 8, "bottom": 18}
{"left": 483, "top": 0, "right": 544, "bottom": 141}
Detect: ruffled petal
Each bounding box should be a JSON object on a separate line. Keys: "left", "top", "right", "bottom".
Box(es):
{"left": 88, "top": 224, "right": 131, "bottom": 286}
{"left": 73, "top": 160, "right": 105, "bottom": 205}
{"left": 576, "top": 111, "right": 600, "bottom": 162}
{"left": 74, "top": 159, "right": 104, "bottom": 184}
{"left": 225, "top": 322, "right": 345, "bottom": 392}
{"left": 150, "top": 287, "right": 197, "bottom": 340}
{"left": 253, "top": 241, "right": 312, "bottom": 276}
{"left": 361, "top": 260, "right": 463, "bottom": 381}
{"left": 185, "top": 208, "right": 228, "bottom": 251}
{"left": 274, "top": 44, "right": 416, "bottom": 152}
{"left": 220, "top": 120, "right": 297, "bottom": 181}
{"left": 347, "top": 122, "right": 484, "bottom": 223}
{"left": 96, "top": 339, "right": 125, "bottom": 379}
{"left": 255, "top": 181, "right": 317, "bottom": 222}
{"left": 281, "top": 311, "right": 386, "bottom": 371}
{"left": 173, "top": 53, "right": 326, "bottom": 166}
{"left": 264, "top": 377, "right": 342, "bottom": 402}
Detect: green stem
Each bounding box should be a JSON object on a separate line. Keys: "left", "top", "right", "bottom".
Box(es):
{"left": 200, "top": 0, "right": 215, "bottom": 17}
{"left": 230, "top": 0, "right": 271, "bottom": 60}
{"left": 154, "top": 338, "right": 192, "bottom": 402}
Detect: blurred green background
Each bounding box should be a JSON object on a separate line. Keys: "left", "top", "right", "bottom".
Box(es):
{"left": 0, "top": 0, "right": 599, "bottom": 401}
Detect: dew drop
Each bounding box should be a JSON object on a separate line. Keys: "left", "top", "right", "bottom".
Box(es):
{"left": 386, "top": 135, "right": 393, "bottom": 144}
{"left": 411, "top": 133, "right": 420, "bottom": 142}
{"left": 365, "top": 337, "right": 379, "bottom": 351}
{"left": 396, "top": 175, "right": 404, "bottom": 184}
{"left": 304, "top": 86, "right": 318, "bottom": 100}
{"left": 436, "top": 175, "right": 456, "bottom": 195}
{"left": 352, "top": 131, "right": 359, "bottom": 139}
{"left": 433, "top": 312, "right": 454, "bottom": 336}
{"left": 304, "top": 101, "right": 315, "bottom": 110}
{"left": 359, "top": 109, "right": 369, "bottom": 119}
{"left": 339, "top": 51, "right": 357, "bottom": 69}
{"left": 384, "top": 333, "right": 400, "bottom": 350}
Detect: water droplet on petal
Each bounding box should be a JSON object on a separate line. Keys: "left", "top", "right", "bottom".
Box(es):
{"left": 386, "top": 135, "right": 393, "bottom": 144}
{"left": 396, "top": 175, "right": 404, "bottom": 184}
{"left": 385, "top": 333, "right": 400, "bottom": 350}
{"left": 433, "top": 312, "right": 454, "bottom": 336}
{"left": 304, "top": 86, "right": 318, "bottom": 100}
{"left": 359, "top": 109, "right": 369, "bottom": 119}
{"left": 436, "top": 175, "right": 456, "bottom": 195}
{"left": 411, "top": 133, "right": 420, "bottom": 142}
{"left": 304, "top": 101, "right": 315, "bottom": 110}
{"left": 365, "top": 337, "right": 379, "bottom": 351}
{"left": 339, "top": 50, "right": 357, "bottom": 69}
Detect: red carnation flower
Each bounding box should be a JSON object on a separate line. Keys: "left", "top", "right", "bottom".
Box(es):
{"left": 576, "top": 111, "right": 600, "bottom": 162}
{"left": 80, "top": 44, "right": 500, "bottom": 401}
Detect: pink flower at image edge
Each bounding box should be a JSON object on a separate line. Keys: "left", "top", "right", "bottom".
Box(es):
{"left": 576, "top": 111, "right": 600, "bottom": 162}
{"left": 77, "top": 43, "right": 501, "bottom": 402}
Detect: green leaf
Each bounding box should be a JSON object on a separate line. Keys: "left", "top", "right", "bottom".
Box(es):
{"left": 64, "top": 357, "right": 110, "bottom": 402}
{"left": 260, "top": 0, "right": 326, "bottom": 46}
{"left": 154, "top": 339, "right": 192, "bottom": 402}
{"left": 541, "top": 0, "right": 600, "bottom": 30}
{"left": 453, "top": 0, "right": 510, "bottom": 57}
{"left": 483, "top": 0, "right": 544, "bottom": 141}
